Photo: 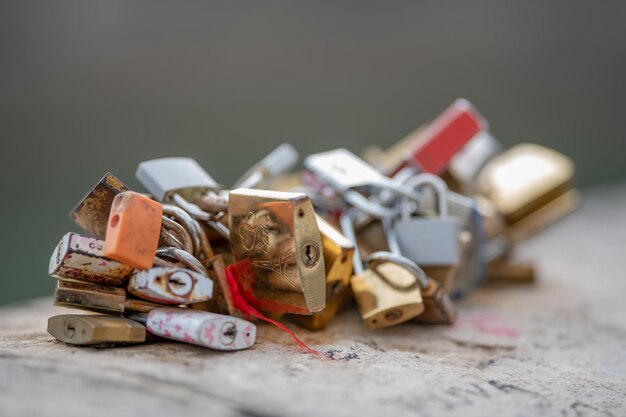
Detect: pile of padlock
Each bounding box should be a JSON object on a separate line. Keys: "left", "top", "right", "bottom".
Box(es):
{"left": 46, "top": 98, "right": 577, "bottom": 352}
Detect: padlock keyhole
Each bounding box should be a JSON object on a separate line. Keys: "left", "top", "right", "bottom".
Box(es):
{"left": 109, "top": 214, "right": 120, "bottom": 228}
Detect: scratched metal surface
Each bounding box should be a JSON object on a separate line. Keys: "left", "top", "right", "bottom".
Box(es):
{"left": 1, "top": 184, "right": 625, "bottom": 417}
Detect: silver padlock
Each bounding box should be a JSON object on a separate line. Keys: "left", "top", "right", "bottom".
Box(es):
{"left": 392, "top": 174, "right": 460, "bottom": 266}
{"left": 128, "top": 266, "right": 213, "bottom": 305}
{"left": 304, "top": 148, "right": 419, "bottom": 218}
{"left": 232, "top": 143, "right": 299, "bottom": 189}
{"left": 136, "top": 157, "right": 229, "bottom": 239}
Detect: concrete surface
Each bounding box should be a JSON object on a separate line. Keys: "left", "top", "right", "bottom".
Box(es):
{"left": 1, "top": 184, "right": 625, "bottom": 417}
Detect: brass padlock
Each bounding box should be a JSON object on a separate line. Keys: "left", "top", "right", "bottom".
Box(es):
{"left": 228, "top": 188, "right": 326, "bottom": 315}
{"left": 69, "top": 172, "right": 130, "bottom": 239}
{"left": 291, "top": 215, "right": 354, "bottom": 330}
{"left": 476, "top": 143, "right": 575, "bottom": 226}
{"left": 49, "top": 232, "right": 134, "bottom": 287}
{"left": 54, "top": 280, "right": 160, "bottom": 315}
{"left": 48, "top": 314, "right": 146, "bottom": 345}
{"left": 340, "top": 211, "right": 424, "bottom": 329}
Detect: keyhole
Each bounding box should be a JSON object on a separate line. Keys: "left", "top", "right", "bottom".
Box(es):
{"left": 301, "top": 244, "right": 320, "bottom": 267}
{"left": 330, "top": 280, "right": 344, "bottom": 296}
{"left": 167, "top": 271, "right": 193, "bottom": 296}
{"left": 64, "top": 322, "right": 76, "bottom": 339}
{"left": 109, "top": 214, "right": 120, "bottom": 228}
{"left": 385, "top": 309, "right": 403, "bottom": 322}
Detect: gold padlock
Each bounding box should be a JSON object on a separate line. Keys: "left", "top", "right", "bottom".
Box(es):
{"left": 48, "top": 314, "right": 146, "bottom": 345}
{"left": 228, "top": 188, "right": 326, "bottom": 315}
{"left": 340, "top": 212, "right": 424, "bottom": 329}
{"left": 486, "top": 259, "right": 536, "bottom": 285}
{"left": 291, "top": 215, "right": 354, "bottom": 330}
{"left": 476, "top": 143, "right": 575, "bottom": 226}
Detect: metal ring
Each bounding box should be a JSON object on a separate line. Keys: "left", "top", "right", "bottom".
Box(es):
{"left": 344, "top": 190, "right": 401, "bottom": 219}
{"left": 366, "top": 251, "right": 430, "bottom": 290}
{"left": 155, "top": 247, "right": 208, "bottom": 276}
{"left": 160, "top": 216, "right": 194, "bottom": 254}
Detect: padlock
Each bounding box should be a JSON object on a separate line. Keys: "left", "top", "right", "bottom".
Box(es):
{"left": 304, "top": 148, "right": 419, "bottom": 218}
{"left": 360, "top": 127, "right": 427, "bottom": 176}
{"left": 394, "top": 99, "right": 487, "bottom": 176}
{"left": 162, "top": 204, "right": 214, "bottom": 264}
{"left": 146, "top": 307, "right": 256, "bottom": 351}
{"left": 190, "top": 255, "right": 237, "bottom": 315}
{"left": 228, "top": 188, "right": 326, "bottom": 315}
{"left": 49, "top": 232, "right": 134, "bottom": 287}
{"left": 136, "top": 157, "right": 229, "bottom": 239}
{"left": 447, "top": 131, "right": 502, "bottom": 193}
{"left": 340, "top": 210, "right": 424, "bottom": 329}
{"left": 54, "top": 280, "right": 161, "bottom": 314}
{"left": 128, "top": 267, "right": 213, "bottom": 305}
{"left": 486, "top": 259, "right": 536, "bottom": 285}
{"left": 367, "top": 252, "right": 457, "bottom": 325}
{"left": 422, "top": 230, "right": 471, "bottom": 294}
{"left": 290, "top": 215, "right": 354, "bottom": 330}
{"left": 392, "top": 174, "right": 460, "bottom": 266}
{"left": 48, "top": 315, "right": 146, "bottom": 345}
{"left": 104, "top": 191, "right": 163, "bottom": 270}
{"left": 232, "top": 143, "right": 299, "bottom": 189}
{"left": 476, "top": 143, "right": 575, "bottom": 226}
{"left": 69, "top": 172, "right": 130, "bottom": 239}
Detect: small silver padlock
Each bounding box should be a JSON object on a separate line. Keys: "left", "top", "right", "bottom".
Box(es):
{"left": 304, "top": 148, "right": 419, "bottom": 218}
{"left": 393, "top": 174, "right": 460, "bottom": 266}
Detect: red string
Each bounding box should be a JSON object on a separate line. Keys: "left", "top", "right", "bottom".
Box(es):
{"left": 225, "top": 263, "right": 320, "bottom": 355}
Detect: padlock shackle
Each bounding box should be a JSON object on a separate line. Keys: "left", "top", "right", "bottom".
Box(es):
{"left": 160, "top": 216, "right": 194, "bottom": 254}
{"left": 366, "top": 251, "right": 430, "bottom": 290}
{"left": 154, "top": 247, "right": 208, "bottom": 276}
{"left": 339, "top": 209, "right": 365, "bottom": 275}
{"left": 171, "top": 193, "right": 230, "bottom": 240}
{"left": 401, "top": 173, "right": 449, "bottom": 220}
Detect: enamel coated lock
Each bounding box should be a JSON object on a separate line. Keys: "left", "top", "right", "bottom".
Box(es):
{"left": 146, "top": 307, "right": 256, "bottom": 351}
{"left": 54, "top": 280, "right": 160, "bottom": 315}
{"left": 228, "top": 188, "right": 326, "bottom": 315}
{"left": 340, "top": 210, "right": 424, "bottom": 329}
{"left": 48, "top": 315, "right": 146, "bottom": 345}
{"left": 69, "top": 172, "right": 130, "bottom": 239}
{"left": 393, "top": 174, "right": 460, "bottom": 266}
{"left": 49, "top": 232, "right": 134, "bottom": 287}
{"left": 128, "top": 267, "right": 213, "bottom": 305}
{"left": 290, "top": 214, "right": 354, "bottom": 330}
{"left": 476, "top": 143, "right": 575, "bottom": 226}
{"left": 304, "top": 148, "right": 419, "bottom": 218}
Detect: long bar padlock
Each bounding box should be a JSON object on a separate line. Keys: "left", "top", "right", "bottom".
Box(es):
{"left": 381, "top": 226, "right": 458, "bottom": 324}
{"left": 232, "top": 143, "right": 300, "bottom": 189}
{"left": 290, "top": 214, "right": 355, "bottom": 330}
{"left": 135, "top": 157, "right": 230, "bottom": 239}
{"left": 48, "top": 315, "right": 146, "bottom": 345}
{"left": 127, "top": 267, "right": 213, "bottom": 305}
{"left": 49, "top": 232, "right": 134, "bottom": 287}
{"left": 228, "top": 188, "right": 326, "bottom": 315}
{"left": 340, "top": 209, "right": 424, "bottom": 329}
{"left": 304, "top": 148, "right": 419, "bottom": 219}
{"left": 54, "top": 280, "right": 161, "bottom": 315}
{"left": 476, "top": 143, "right": 575, "bottom": 226}
{"left": 146, "top": 307, "right": 256, "bottom": 351}
{"left": 393, "top": 174, "right": 460, "bottom": 266}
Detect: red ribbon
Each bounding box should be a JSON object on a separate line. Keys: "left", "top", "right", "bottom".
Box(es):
{"left": 225, "top": 262, "right": 320, "bottom": 355}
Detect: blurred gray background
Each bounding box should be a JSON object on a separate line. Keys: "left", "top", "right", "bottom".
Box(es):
{"left": 1, "top": 1, "right": 624, "bottom": 305}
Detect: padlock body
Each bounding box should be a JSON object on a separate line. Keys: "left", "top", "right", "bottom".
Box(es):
{"left": 293, "top": 287, "right": 352, "bottom": 331}
{"left": 317, "top": 215, "right": 354, "bottom": 300}
{"left": 54, "top": 280, "right": 126, "bottom": 314}
{"left": 413, "top": 278, "right": 457, "bottom": 325}
{"left": 49, "top": 232, "right": 133, "bottom": 287}
{"left": 228, "top": 188, "right": 326, "bottom": 315}
{"left": 104, "top": 191, "right": 163, "bottom": 270}
{"left": 69, "top": 172, "right": 130, "bottom": 239}
{"left": 394, "top": 218, "right": 460, "bottom": 266}
{"left": 47, "top": 315, "right": 145, "bottom": 345}
{"left": 448, "top": 131, "right": 501, "bottom": 190}
{"left": 128, "top": 267, "right": 213, "bottom": 305}
{"left": 146, "top": 307, "right": 256, "bottom": 351}
{"left": 136, "top": 157, "right": 219, "bottom": 202}
{"left": 351, "top": 263, "right": 424, "bottom": 329}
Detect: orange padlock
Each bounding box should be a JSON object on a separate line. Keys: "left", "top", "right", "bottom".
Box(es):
{"left": 104, "top": 191, "right": 163, "bottom": 270}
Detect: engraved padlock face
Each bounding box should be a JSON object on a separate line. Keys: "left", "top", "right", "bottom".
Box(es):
{"left": 316, "top": 215, "right": 354, "bottom": 300}
{"left": 53, "top": 280, "right": 127, "bottom": 314}
{"left": 136, "top": 157, "right": 219, "bottom": 202}
{"left": 350, "top": 262, "right": 424, "bottom": 329}
{"left": 146, "top": 307, "right": 256, "bottom": 351}
{"left": 304, "top": 148, "right": 389, "bottom": 192}
{"left": 49, "top": 233, "right": 134, "bottom": 287}
{"left": 476, "top": 143, "right": 574, "bottom": 224}
{"left": 69, "top": 172, "right": 130, "bottom": 239}
{"left": 413, "top": 278, "right": 457, "bottom": 325}
{"left": 47, "top": 315, "right": 146, "bottom": 345}
{"left": 228, "top": 188, "right": 326, "bottom": 315}
{"left": 128, "top": 267, "right": 213, "bottom": 305}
